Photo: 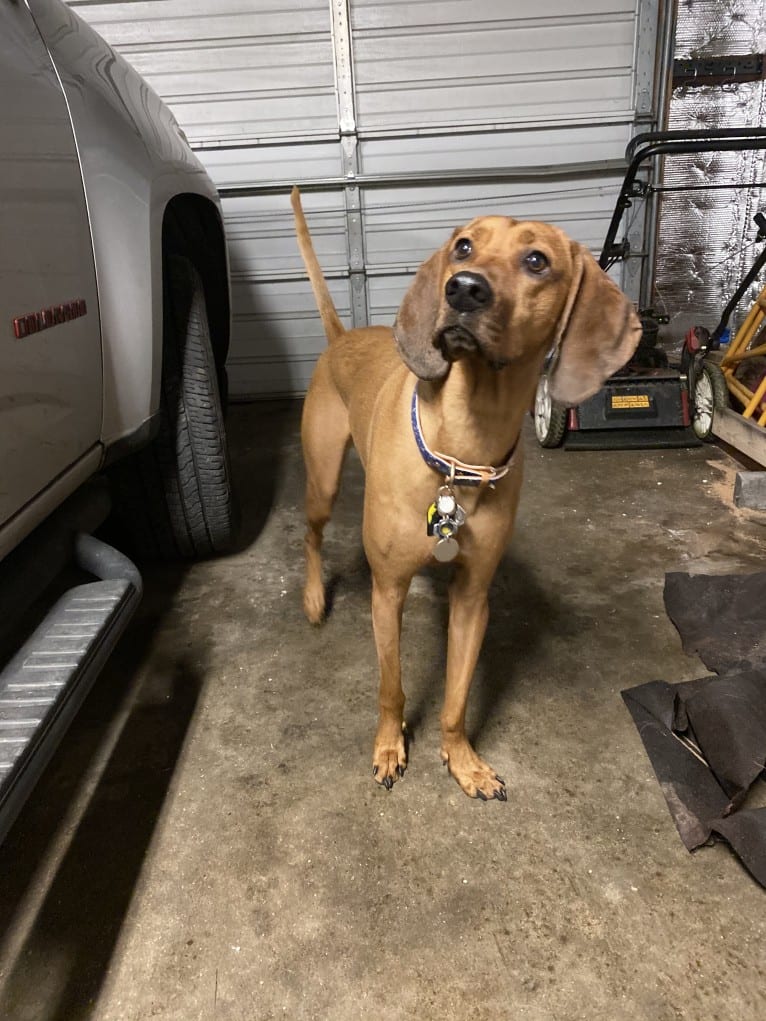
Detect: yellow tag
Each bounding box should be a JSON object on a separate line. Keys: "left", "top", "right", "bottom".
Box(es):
{"left": 611, "top": 394, "right": 650, "bottom": 409}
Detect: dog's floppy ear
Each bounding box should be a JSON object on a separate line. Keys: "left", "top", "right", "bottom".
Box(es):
{"left": 548, "top": 244, "right": 642, "bottom": 406}
{"left": 393, "top": 248, "right": 451, "bottom": 381}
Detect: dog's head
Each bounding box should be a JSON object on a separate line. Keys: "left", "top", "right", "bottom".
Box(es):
{"left": 393, "top": 215, "right": 641, "bottom": 405}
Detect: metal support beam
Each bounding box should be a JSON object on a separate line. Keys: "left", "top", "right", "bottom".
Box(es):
{"left": 633, "top": 0, "right": 660, "bottom": 127}
{"left": 340, "top": 136, "right": 368, "bottom": 328}
{"left": 217, "top": 159, "right": 627, "bottom": 199}
{"left": 330, "top": 0, "right": 368, "bottom": 328}
{"left": 640, "top": 0, "right": 677, "bottom": 308}
{"left": 616, "top": 0, "right": 677, "bottom": 308}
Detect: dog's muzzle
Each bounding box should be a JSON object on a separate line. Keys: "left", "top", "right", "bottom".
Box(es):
{"left": 439, "top": 271, "right": 495, "bottom": 361}
{"left": 438, "top": 323, "right": 479, "bottom": 360}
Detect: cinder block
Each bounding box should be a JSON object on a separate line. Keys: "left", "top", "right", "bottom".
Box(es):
{"left": 734, "top": 471, "right": 766, "bottom": 509}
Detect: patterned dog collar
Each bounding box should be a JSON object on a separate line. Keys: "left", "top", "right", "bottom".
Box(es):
{"left": 410, "top": 384, "right": 517, "bottom": 487}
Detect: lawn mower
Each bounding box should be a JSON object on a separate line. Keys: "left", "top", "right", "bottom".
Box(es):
{"left": 534, "top": 127, "right": 766, "bottom": 450}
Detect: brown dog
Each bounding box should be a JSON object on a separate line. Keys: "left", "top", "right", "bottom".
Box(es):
{"left": 291, "top": 187, "right": 640, "bottom": 800}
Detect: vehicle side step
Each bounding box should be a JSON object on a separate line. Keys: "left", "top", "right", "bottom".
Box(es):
{"left": 0, "top": 533, "right": 142, "bottom": 843}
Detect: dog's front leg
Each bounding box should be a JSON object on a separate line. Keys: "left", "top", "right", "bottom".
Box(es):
{"left": 441, "top": 563, "right": 507, "bottom": 801}
{"left": 370, "top": 574, "right": 410, "bottom": 789}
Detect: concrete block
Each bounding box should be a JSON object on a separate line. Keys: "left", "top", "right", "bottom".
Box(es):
{"left": 734, "top": 470, "right": 766, "bottom": 509}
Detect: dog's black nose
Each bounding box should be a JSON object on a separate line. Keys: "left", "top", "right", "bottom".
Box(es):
{"left": 445, "top": 272, "right": 493, "bottom": 313}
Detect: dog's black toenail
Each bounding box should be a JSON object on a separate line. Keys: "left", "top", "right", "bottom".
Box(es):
{"left": 373, "top": 766, "right": 379, "bottom": 776}
{"left": 397, "top": 765, "right": 405, "bottom": 777}
{"left": 495, "top": 775, "right": 506, "bottom": 785}
{"left": 495, "top": 788, "right": 507, "bottom": 802}
{"left": 476, "top": 790, "right": 487, "bottom": 801}
{"left": 384, "top": 776, "right": 394, "bottom": 790}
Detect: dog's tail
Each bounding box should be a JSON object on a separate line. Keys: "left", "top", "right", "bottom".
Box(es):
{"left": 291, "top": 186, "right": 345, "bottom": 346}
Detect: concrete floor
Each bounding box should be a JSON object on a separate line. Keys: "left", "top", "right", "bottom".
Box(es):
{"left": 1, "top": 402, "right": 766, "bottom": 1021}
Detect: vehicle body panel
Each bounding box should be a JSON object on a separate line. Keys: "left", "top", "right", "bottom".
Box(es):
{"left": 0, "top": 0, "right": 229, "bottom": 557}
{"left": 0, "top": 0, "right": 233, "bottom": 836}
{"left": 27, "top": 0, "right": 225, "bottom": 448}
{"left": 0, "top": 2, "right": 102, "bottom": 528}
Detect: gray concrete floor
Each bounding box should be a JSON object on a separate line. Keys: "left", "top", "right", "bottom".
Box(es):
{"left": 1, "top": 402, "right": 766, "bottom": 1021}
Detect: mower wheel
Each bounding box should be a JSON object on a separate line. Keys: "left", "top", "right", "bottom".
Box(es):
{"left": 534, "top": 373, "right": 567, "bottom": 448}
{"left": 692, "top": 361, "right": 728, "bottom": 441}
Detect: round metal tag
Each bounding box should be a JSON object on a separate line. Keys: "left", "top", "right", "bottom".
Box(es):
{"left": 433, "top": 536, "right": 459, "bottom": 562}
{"left": 436, "top": 491, "right": 457, "bottom": 516}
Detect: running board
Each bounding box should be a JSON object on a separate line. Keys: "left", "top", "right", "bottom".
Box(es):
{"left": 0, "top": 533, "right": 142, "bottom": 843}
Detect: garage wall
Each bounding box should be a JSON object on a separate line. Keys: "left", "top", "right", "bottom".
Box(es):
{"left": 68, "top": 0, "right": 662, "bottom": 399}
{"left": 653, "top": 2, "right": 766, "bottom": 342}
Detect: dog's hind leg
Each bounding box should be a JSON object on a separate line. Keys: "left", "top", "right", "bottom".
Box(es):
{"left": 301, "top": 355, "right": 350, "bottom": 624}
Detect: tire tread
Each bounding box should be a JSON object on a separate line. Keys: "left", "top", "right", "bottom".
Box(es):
{"left": 109, "top": 254, "right": 236, "bottom": 560}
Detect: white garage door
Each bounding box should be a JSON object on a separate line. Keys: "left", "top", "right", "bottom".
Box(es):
{"left": 68, "top": 0, "right": 662, "bottom": 398}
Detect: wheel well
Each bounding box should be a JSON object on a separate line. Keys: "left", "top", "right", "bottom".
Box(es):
{"left": 162, "top": 194, "right": 231, "bottom": 374}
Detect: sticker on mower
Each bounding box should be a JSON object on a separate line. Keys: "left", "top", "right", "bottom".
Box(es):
{"left": 610, "top": 394, "right": 651, "bottom": 410}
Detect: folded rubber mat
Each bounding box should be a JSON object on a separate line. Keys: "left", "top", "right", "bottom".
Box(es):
{"left": 622, "top": 571, "right": 766, "bottom": 886}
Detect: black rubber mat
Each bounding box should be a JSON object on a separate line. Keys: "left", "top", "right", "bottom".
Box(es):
{"left": 622, "top": 571, "right": 766, "bottom": 887}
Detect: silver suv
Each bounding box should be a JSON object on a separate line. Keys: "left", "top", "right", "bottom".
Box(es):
{"left": 1, "top": 0, "right": 236, "bottom": 840}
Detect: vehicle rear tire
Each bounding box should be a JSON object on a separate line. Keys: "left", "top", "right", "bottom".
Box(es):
{"left": 692, "top": 361, "right": 728, "bottom": 442}
{"left": 534, "top": 373, "right": 567, "bottom": 448}
{"left": 109, "top": 255, "right": 237, "bottom": 559}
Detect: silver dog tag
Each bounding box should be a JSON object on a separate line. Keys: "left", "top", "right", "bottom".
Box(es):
{"left": 433, "top": 535, "right": 459, "bottom": 562}
{"left": 436, "top": 488, "right": 457, "bottom": 517}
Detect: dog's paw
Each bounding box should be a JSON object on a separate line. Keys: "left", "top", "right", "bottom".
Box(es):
{"left": 440, "top": 741, "right": 506, "bottom": 802}
{"left": 302, "top": 583, "right": 326, "bottom": 625}
{"left": 372, "top": 727, "right": 407, "bottom": 790}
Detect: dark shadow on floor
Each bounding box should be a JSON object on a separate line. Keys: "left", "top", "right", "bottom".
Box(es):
{"left": 397, "top": 555, "right": 577, "bottom": 744}
{"left": 226, "top": 399, "right": 302, "bottom": 555}
{"left": 470, "top": 553, "right": 579, "bottom": 741}
{"left": 0, "top": 565, "right": 202, "bottom": 1021}
{"left": 314, "top": 542, "right": 577, "bottom": 751}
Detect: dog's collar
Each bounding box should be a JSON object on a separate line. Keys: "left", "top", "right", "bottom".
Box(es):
{"left": 410, "top": 384, "right": 517, "bottom": 488}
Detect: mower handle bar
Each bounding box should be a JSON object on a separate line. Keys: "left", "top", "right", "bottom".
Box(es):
{"left": 600, "top": 127, "right": 766, "bottom": 270}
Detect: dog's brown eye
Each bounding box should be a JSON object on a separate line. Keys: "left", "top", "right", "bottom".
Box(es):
{"left": 524, "top": 251, "right": 549, "bottom": 274}
{"left": 454, "top": 237, "right": 472, "bottom": 260}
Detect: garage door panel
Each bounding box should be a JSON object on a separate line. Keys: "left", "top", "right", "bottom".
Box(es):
{"left": 352, "top": 28, "right": 635, "bottom": 86}
{"left": 351, "top": 2, "right": 636, "bottom": 132}
{"left": 350, "top": 0, "right": 637, "bottom": 32}
{"left": 68, "top": 0, "right": 330, "bottom": 47}
{"left": 70, "top": 0, "right": 336, "bottom": 144}
{"left": 362, "top": 179, "right": 621, "bottom": 267}
{"left": 230, "top": 270, "right": 349, "bottom": 320}
{"left": 168, "top": 94, "right": 339, "bottom": 146}
{"left": 356, "top": 76, "right": 634, "bottom": 134}
{"left": 199, "top": 143, "right": 341, "bottom": 190}
{"left": 228, "top": 277, "right": 349, "bottom": 398}
{"left": 358, "top": 125, "right": 631, "bottom": 176}
{"left": 226, "top": 353, "right": 318, "bottom": 399}
{"left": 228, "top": 280, "right": 349, "bottom": 344}
{"left": 366, "top": 276, "right": 409, "bottom": 326}
{"left": 224, "top": 194, "right": 347, "bottom": 277}
{"left": 126, "top": 44, "right": 335, "bottom": 102}
{"left": 69, "top": 0, "right": 657, "bottom": 397}
{"left": 225, "top": 189, "right": 349, "bottom": 401}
